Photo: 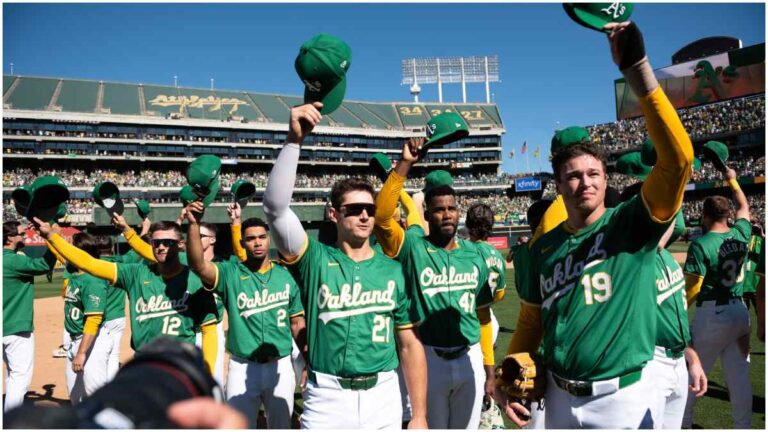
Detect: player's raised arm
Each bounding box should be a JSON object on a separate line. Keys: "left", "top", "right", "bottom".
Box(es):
{"left": 725, "top": 168, "right": 750, "bottom": 221}
{"left": 184, "top": 201, "right": 218, "bottom": 289}
{"left": 226, "top": 202, "right": 247, "bottom": 262}
{"left": 374, "top": 137, "right": 425, "bottom": 257}
{"left": 112, "top": 213, "right": 156, "bottom": 263}
{"left": 263, "top": 103, "right": 322, "bottom": 262}
{"left": 606, "top": 22, "right": 693, "bottom": 222}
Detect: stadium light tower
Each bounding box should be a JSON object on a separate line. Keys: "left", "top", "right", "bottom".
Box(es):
{"left": 10, "top": 63, "right": 14, "bottom": 75}
{"left": 401, "top": 55, "right": 500, "bottom": 103}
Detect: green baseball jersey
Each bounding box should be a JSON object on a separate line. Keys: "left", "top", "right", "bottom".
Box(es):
{"left": 742, "top": 234, "right": 763, "bottom": 294}
{"left": 101, "top": 255, "right": 127, "bottom": 321}
{"left": 475, "top": 240, "right": 507, "bottom": 299}
{"left": 114, "top": 263, "right": 219, "bottom": 351}
{"left": 287, "top": 237, "right": 417, "bottom": 377}
{"left": 684, "top": 218, "right": 751, "bottom": 300}
{"left": 757, "top": 239, "right": 765, "bottom": 276}
{"left": 522, "top": 196, "right": 668, "bottom": 381}
{"left": 120, "top": 248, "right": 145, "bottom": 264}
{"left": 655, "top": 249, "right": 691, "bottom": 353}
{"left": 511, "top": 243, "right": 532, "bottom": 301}
{"left": 396, "top": 226, "right": 492, "bottom": 348}
{"left": 213, "top": 259, "right": 303, "bottom": 360}
{"left": 3, "top": 248, "right": 57, "bottom": 336}
{"left": 64, "top": 272, "right": 107, "bottom": 337}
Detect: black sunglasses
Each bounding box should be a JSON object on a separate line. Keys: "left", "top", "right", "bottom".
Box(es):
{"left": 340, "top": 203, "right": 376, "bottom": 218}
{"left": 151, "top": 239, "right": 179, "bottom": 248}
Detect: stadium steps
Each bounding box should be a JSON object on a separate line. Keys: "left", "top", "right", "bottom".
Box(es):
{"left": 363, "top": 103, "right": 403, "bottom": 129}
{"left": 247, "top": 93, "right": 291, "bottom": 123}
{"left": 4, "top": 77, "right": 59, "bottom": 110}
{"left": 344, "top": 102, "right": 391, "bottom": 129}
{"left": 46, "top": 79, "right": 64, "bottom": 111}
{"left": 138, "top": 85, "right": 148, "bottom": 116}
{"left": 101, "top": 82, "right": 142, "bottom": 115}
{"left": 479, "top": 105, "right": 503, "bottom": 127}
{"left": 3, "top": 76, "right": 21, "bottom": 108}
{"left": 96, "top": 82, "right": 105, "bottom": 113}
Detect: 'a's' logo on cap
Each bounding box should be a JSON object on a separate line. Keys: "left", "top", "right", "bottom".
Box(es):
{"left": 426, "top": 123, "right": 437, "bottom": 137}
{"left": 601, "top": 2, "right": 626, "bottom": 19}
{"left": 340, "top": 60, "right": 348, "bottom": 69}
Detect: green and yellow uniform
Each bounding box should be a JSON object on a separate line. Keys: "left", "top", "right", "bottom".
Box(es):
{"left": 64, "top": 272, "right": 107, "bottom": 337}
{"left": 3, "top": 248, "right": 57, "bottom": 336}
{"left": 743, "top": 234, "right": 763, "bottom": 295}
{"left": 475, "top": 240, "right": 506, "bottom": 302}
{"left": 655, "top": 249, "right": 690, "bottom": 355}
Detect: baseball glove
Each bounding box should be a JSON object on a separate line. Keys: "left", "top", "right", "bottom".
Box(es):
{"left": 495, "top": 352, "right": 546, "bottom": 403}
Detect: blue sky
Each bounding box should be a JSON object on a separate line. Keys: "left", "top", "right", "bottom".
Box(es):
{"left": 3, "top": 2, "right": 765, "bottom": 174}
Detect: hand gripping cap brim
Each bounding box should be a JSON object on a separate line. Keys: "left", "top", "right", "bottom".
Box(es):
{"left": 303, "top": 75, "right": 346, "bottom": 115}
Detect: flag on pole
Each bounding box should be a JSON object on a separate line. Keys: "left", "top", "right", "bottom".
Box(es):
{"left": 533, "top": 146, "right": 540, "bottom": 158}
{"left": 521, "top": 141, "right": 527, "bottom": 154}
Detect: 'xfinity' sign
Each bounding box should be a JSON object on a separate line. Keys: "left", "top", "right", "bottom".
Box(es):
{"left": 515, "top": 177, "right": 542, "bottom": 192}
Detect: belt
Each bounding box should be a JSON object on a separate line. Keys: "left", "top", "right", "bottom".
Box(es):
{"left": 433, "top": 346, "right": 470, "bottom": 360}
{"left": 665, "top": 348, "right": 685, "bottom": 360}
{"left": 307, "top": 370, "right": 378, "bottom": 391}
{"left": 253, "top": 355, "right": 279, "bottom": 364}
{"left": 552, "top": 369, "right": 642, "bottom": 397}
{"left": 696, "top": 296, "right": 741, "bottom": 307}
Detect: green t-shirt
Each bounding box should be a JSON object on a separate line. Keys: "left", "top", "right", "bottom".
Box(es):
{"left": 396, "top": 226, "right": 492, "bottom": 348}
{"left": 213, "top": 259, "right": 303, "bottom": 359}
{"left": 511, "top": 243, "right": 532, "bottom": 302}
{"left": 475, "top": 240, "right": 507, "bottom": 300}
{"left": 114, "top": 263, "right": 219, "bottom": 351}
{"left": 64, "top": 272, "right": 108, "bottom": 337}
{"left": 3, "top": 248, "right": 57, "bottom": 336}
{"left": 522, "top": 196, "right": 668, "bottom": 381}
{"left": 742, "top": 234, "right": 763, "bottom": 294}
{"left": 655, "top": 249, "right": 691, "bottom": 354}
{"left": 287, "top": 238, "right": 417, "bottom": 377}
{"left": 684, "top": 218, "right": 751, "bottom": 300}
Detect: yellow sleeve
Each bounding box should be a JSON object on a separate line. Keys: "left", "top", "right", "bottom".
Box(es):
{"left": 61, "top": 277, "right": 69, "bottom": 298}
{"left": 639, "top": 87, "right": 694, "bottom": 223}
{"left": 506, "top": 303, "right": 543, "bottom": 355}
{"left": 686, "top": 273, "right": 704, "bottom": 307}
{"left": 230, "top": 224, "right": 247, "bottom": 262}
{"left": 124, "top": 228, "right": 156, "bottom": 263}
{"left": 48, "top": 234, "right": 118, "bottom": 284}
{"left": 493, "top": 289, "right": 506, "bottom": 303}
{"left": 373, "top": 171, "right": 407, "bottom": 257}
{"left": 530, "top": 195, "right": 566, "bottom": 246}
{"left": 201, "top": 322, "right": 218, "bottom": 376}
{"left": 46, "top": 239, "right": 67, "bottom": 265}
{"left": 399, "top": 190, "right": 425, "bottom": 229}
{"left": 477, "top": 307, "right": 495, "bottom": 366}
{"left": 83, "top": 314, "right": 104, "bottom": 335}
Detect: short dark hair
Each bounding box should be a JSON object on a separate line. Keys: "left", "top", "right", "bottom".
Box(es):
{"left": 95, "top": 235, "right": 114, "bottom": 255}
{"left": 465, "top": 203, "right": 494, "bottom": 240}
{"left": 526, "top": 199, "right": 553, "bottom": 233}
{"left": 703, "top": 196, "right": 731, "bottom": 221}
{"left": 73, "top": 232, "right": 100, "bottom": 259}
{"left": 425, "top": 185, "right": 456, "bottom": 207}
{"left": 149, "top": 221, "right": 183, "bottom": 239}
{"left": 199, "top": 222, "right": 218, "bottom": 236}
{"left": 241, "top": 218, "right": 268, "bottom": 236}
{"left": 3, "top": 221, "right": 21, "bottom": 245}
{"left": 330, "top": 177, "right": 375, "bottom": 209}
{"left": 551, "top": 143, "right": 608, "bottom": 181}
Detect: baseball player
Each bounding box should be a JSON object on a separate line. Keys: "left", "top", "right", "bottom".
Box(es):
{"left": 62, "top": 232, "right": 113, "bottom": 404}
{"left": 756, "top": 241, "right": 765, "bottom": 342}
{"left": 185, "top": 202, "right": 306, "bottom": 429}
{"left": 375, "top": 142, "right": 497, "bottom": 429}
{"left": 3, "top": 221, "right": 58, "bottom": 412}
{"left": 502, "top": 21, "right": 694, "bottom": 428}
{"left": 94, "top": 236, "right": 128, "bottom": 380}
{"left": 742, "top": 224, "right": 764, "bottom": 312}
{"left": 682, "top": 168, "right": 753, "bottom": 429}
{"left": 35, "top": 218, "right": 220, "bottom": 374}
{"left": 263, "top": 102, "right": 428, "bottom": 429}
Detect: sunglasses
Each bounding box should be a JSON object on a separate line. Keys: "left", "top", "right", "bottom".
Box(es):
{"left": 151, "top": 239, "right": 179, "bottom": 248}
{"left": 339, "top": 203, "right": 376, "bottom": 218}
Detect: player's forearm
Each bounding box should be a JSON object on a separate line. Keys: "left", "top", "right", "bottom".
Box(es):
{"left": 506, "top": 303, "right": 543, "bottom": 355}
{"left": 685, "top": 273, "right": 704, "bottom": 307}
{"left": 78, "top": 314, "right": 103, "bottom": 357}
{"left": 400, "top": 190, "right": 425, "bottom": 229}
{"left": 186, "top": 222, "right": 217, "bottom": 288}
{"left": 398, "top": 330, "right": 427, "bottom": 421}
{"left": 640, "top": 87, "right": 694, "bottom": 222}
{"left": 124, "top": 228, "right": 156, "bottom": 263}
{"left": 48, "top": 234, "right": 117, "bottom": 283}
{"left": 46, "top": 240, "right": 67, "bottom": 266}
{"left": 201, "top": 322, "right": 218, "bottom": 376}
{"left": 230, "top": 224, "right": 247, "bottom": 262}
{"left": 477, "top": 307, "right": 495, "bottom": 366}
{"left": 290, "top": 315, "right": 308, "bottom": 363}
{"left": 728, "top": 178, "right": 750, "bottom": 220}
{"left": 373, "top": 170, "right": 407, "bottom": 257}
{"left": 263, "top": 143, "right": 307, "bottom": 257}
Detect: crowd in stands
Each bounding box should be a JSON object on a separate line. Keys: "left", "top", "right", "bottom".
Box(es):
{"left": 588, "top": 96, "right": 764, "bottom": 153}
{"left": 682, "top": 193, "right": 765, "bottom": 227}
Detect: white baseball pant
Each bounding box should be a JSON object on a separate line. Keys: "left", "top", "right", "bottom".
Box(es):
{"left": 65, "top": 329, "right": 112, "bottom": 405}
{"left": 647, "top": 346, "right": 688, "bottom": 429}
{"left": 301, "top": 369, "right": 401, "bottom": 429}
{"left": 2, "top": 332, "right": 34, "bottom": 412}
{"left": 683, "top": 299, "right": 752, "bottom": 428}
{"left": 523, "top": 400, "right": 546, "bottom": 429}
{"left": 102, "top": 317, "right": 125, "bottom": 380}
{"left": 544, "top": 367, "right": 658, "bottom": 428}
{"left": 226, "top": 354, "right": 295, "bottom": 429}
{"left": 424, "top": 343, "right": 485, "bottom": 429}
{"left": 291, "top": 339, "right": 305, "bottom": 389}
{"left": 195, "top": 322, "right": 226, "bottom": 389}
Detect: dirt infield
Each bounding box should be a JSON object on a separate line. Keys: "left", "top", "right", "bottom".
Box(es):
{"left": 2, "top": 297, "right": 134, "bottom": 407}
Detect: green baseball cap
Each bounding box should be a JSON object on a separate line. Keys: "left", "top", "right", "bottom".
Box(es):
{"left": 230, "top": 179, "right": 256, "bottom": 209}
{"left": 423, "top": 170, "right": 454, "bottom": 195}
{"left": 369, "top": 153, "right": 392, "bottom": 182}
{"left": 702, "top": 140, "right": 729, "bottom": 173}
{"left": 135, "top": 199, "right": 152, "bottom": 220}
{"left": 11, "top": 186, "right": 32, "bottom": 218}
{"left": 563, "top": 3, "right": 634, "bottom": 33}
{"left": 295, "top": 33, "right": 351, "bottom": 115}
{"left": 551, "top": 126, "right": 590, "bottom": 155}
{"left": 644, "top": 138, "right": 702, "bottom": 172}
{"left": 27, "top": 176, "right": 69, "bottom": 222}
{"left": 424, "top": 112, "right": 470, "bottom": 150}
{"left": 186, "top": 155, "right": 221, "bottom": 208}
{"left": 615, "top": 151, "right": 651, "bottom": 180}
{"left": 55, "top": 202, "right": 68, "bottom": 221}
{"left": 179, "top": 185, "right": 197, "bottom": 206}
{"left": 92, "top": 181, "right": 124, "bottom": 216}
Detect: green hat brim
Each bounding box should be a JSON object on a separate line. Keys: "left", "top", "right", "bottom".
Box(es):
{"left": 702, "top": 142, "right": 728, "bottom": 173}
{"left": 231, "top": 180, "right": 256, "bottom": 208}
{"left": 12, "top": 187, "right": 32, "bottom": 217}
{"left": 55, "top": 203, "right": 67, "bottom": 221}
{"left": 564, "top": 3, "right": 611, "bottom": 33}
{"left": 305, "top": 76, "right": 346, "bottom": 115}
{"left": 92, "top": 182, "right": 123, "bottom": 216}
{"left": 30, "top": 176, "right": 70, "bottom": 210}
{"left": 135, "top": 200, "right": 152, "bottom": 219}
{"left": 692, "top": 157, "right": 702, "bottom": 172}
{"left": 201, "top": 176, "right": 220, "bottom": 208}
{"left": 180, "top": 185, "right": 197, "bottom": 205}
{"left": 424, "top": 129, "right": 470, "bottom": 150}
{"left": 369, "top": 153, "right": 393, "bottom": 182}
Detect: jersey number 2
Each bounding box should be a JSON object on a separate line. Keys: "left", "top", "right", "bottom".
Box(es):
{"left": 162, "top": 316, "right": 182, "bottom": 336}
{"left": 372, "top": 315, "right": 391, "bottom": 343}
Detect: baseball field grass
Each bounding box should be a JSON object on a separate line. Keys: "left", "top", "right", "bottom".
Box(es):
{"left": 32, "top": 246, "right": 764, "bottom": 429}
